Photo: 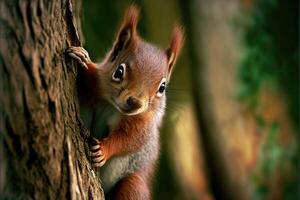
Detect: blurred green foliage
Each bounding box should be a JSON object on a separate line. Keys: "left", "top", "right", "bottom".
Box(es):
{"left": 238, "top": 0, "right": 299, "bottom": 199}
{"left": 238, "top": 0, "right": 299, "bottom": 130}
{"left": 252, "top": 123, "right": 280, "bottom": 199}
{"left": 252, "top": 120, "right": 298, "bottom": 200}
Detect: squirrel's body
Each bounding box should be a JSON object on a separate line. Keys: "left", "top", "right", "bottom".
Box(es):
{"left": 100, "top": 120, "right": 160, "bottom": 193}
{"left": 67, "top": 5, "right": 183, "bottom": 200}
{"left": 81, "top": 100, "right": 162, "bottom": 194}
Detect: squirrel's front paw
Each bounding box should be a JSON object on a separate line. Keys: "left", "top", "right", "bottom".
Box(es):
{"left": 89, "top": 137, "right": 107, "bottom": 168}
{"left": 66, "top": 46, "right": 91, "bottom": 69}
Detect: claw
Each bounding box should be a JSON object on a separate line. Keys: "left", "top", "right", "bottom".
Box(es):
{"left": 90, "top": 144, "right": 100, "bottom": 151}
{"left": 90, "top": 137, "right": 99, "bottom": 144}
{"left": 89, "top": 137, "right": 107, "bottom": 168}
{"left": 68, "top": 52, "right": 88, "bottom": 69}
{"left": 93, "top": 159, "right": 106, "bottom": 168}
{"left": 91, "top": 150, "right": 102, "bottom": 157}
{"left": 67, "top": 46, "right": 91, "bottom": 69}
{"left": 82, "top": 62, "right": 88, "bottom": 69}
{"left": 90, "top": 147, "right": 106, "bottom": 168}
{"left": 92, "top": 156, "right": 105, "bottom": 163}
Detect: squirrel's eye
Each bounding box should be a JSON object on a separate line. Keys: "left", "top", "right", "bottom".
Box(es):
{"left": 158, "top": 82, "right": 166, "bottom": 93}
{"left": 156, "top": 78, "right": 167, "bottom": 97}
{"left": 112, "top": 63, "right": 126, "bottom": 81}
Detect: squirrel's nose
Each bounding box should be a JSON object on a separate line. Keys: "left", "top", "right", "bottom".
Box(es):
{"left": 126, "top": 96, "right": 142, "bottom": 111}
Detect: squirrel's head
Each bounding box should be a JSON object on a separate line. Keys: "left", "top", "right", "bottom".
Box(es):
{"left": 100, "top": 5, "right": 184, "bottom": 116}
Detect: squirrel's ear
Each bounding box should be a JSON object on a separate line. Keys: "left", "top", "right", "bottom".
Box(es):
{"left": 166, "top": 25, "right": 184, "bottom": 80}
{"left": 110, "top": 5, "right": 140, "bottom": 62}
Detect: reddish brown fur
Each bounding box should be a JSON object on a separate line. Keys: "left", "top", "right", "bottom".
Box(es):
{"left": 122, "top": 5, "right": 139, "bottom": 38}
{"left": 98, "top": 113, "right": 154, "bottom": 162}
{"left": 77, "top": 62, "right": 102, "bottom": 105}
{"left": 110, "top": 5, "right": 140, "bottom": 62}
{"left": 110, "top": 172, "right": 150, "bottom": 200}
{"left": 166, "top": 25, "right": 184, "bottom": 79}
{"left": 168, "top": 25, "right": 184, "bottom": 56}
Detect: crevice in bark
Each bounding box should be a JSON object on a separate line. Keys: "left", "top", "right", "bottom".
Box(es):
{"left": 26, "top": 2, "right": 35, "bottom": 40}
{"left": 65, "top": 0, "right": 81, "bottom": 46}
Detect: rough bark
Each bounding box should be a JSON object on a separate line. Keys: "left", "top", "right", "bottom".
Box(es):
{"left": 0, "top": 0, "right": 104, "bottom": 199}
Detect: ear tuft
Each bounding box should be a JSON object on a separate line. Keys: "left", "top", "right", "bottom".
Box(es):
{"left": 166, "top": 25, "right": 184, "bottom": 78}
{"left": 111, "top": 5, "right": 140, "bottom": 62}
{"left": 122, "top": 5, "right": 140, "bottom": 37}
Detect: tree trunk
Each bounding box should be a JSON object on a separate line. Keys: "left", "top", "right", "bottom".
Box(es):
{"left": 0, "top": 0, "right": 104, "bottom": 199}
{"left": 179, "top": 0, "right": 247, "bottom": 199}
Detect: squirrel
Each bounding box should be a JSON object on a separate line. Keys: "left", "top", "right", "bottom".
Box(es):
{"left": 67, "top": 5, "right": 183, "bottom": 200}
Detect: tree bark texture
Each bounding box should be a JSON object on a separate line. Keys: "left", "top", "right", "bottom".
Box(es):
{"left": 0, "top": 0, "right": 104, "bottom": 199}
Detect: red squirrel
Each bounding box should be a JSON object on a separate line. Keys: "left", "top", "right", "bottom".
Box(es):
{"left": 67, "top": 5, "right": 183, "bottom": 200}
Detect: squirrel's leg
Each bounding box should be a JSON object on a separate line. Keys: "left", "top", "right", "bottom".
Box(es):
{"left": 89, "top": 116, "right": 151, "bottom": 168}
{"left": 109, "top": 172, "right": 150, "bottom": 200}
{"left": 67, "top": 46, "right": 100, "bottom": 104}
